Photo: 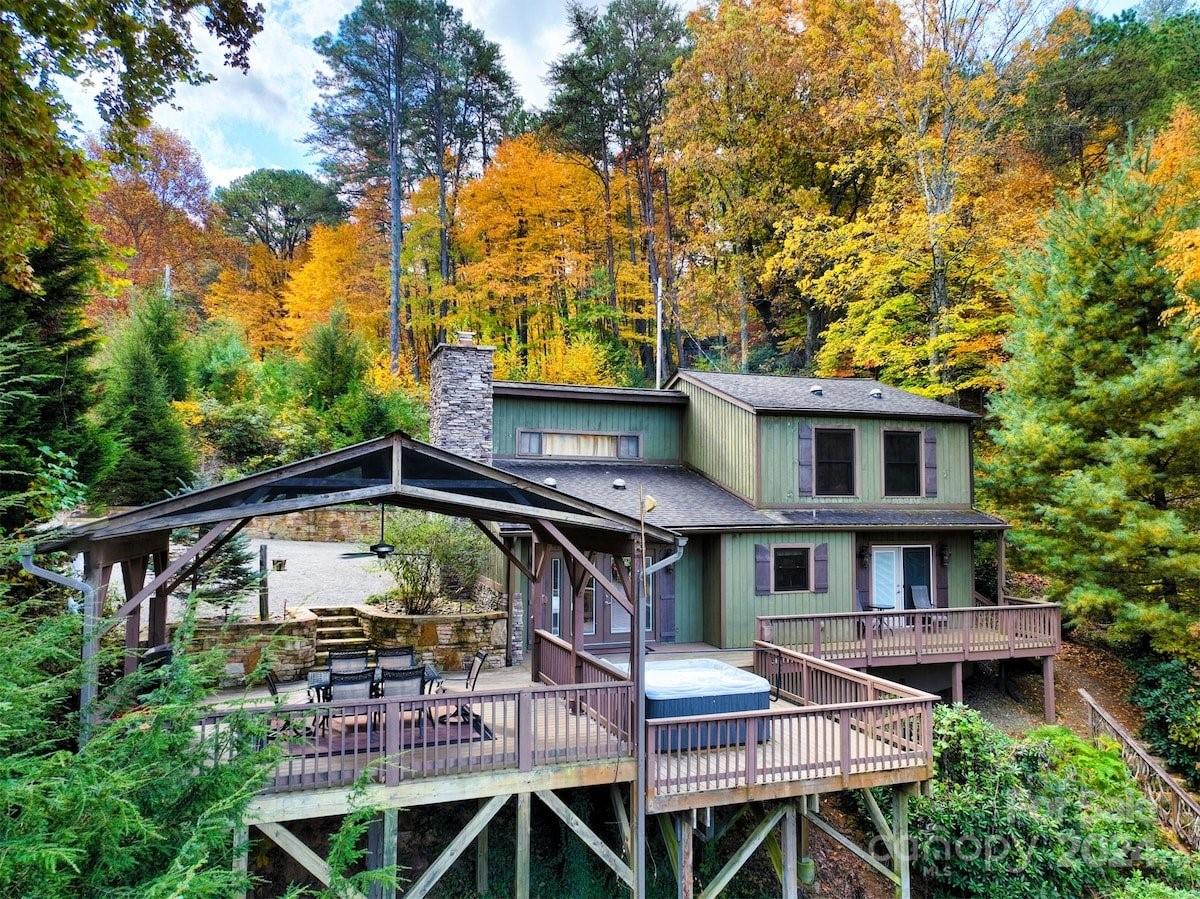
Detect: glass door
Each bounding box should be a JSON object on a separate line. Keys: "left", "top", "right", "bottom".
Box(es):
{"left": 871, "top": 547, "right": 901, "bottom": 609}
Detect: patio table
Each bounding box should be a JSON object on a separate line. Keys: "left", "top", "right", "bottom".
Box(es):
{"left": 306, "top": 663, "right": 443, "bottom": 702}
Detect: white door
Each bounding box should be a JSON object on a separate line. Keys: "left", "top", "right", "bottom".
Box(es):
{"left": 871, "top": 547, "right": 902, "bottom": 610}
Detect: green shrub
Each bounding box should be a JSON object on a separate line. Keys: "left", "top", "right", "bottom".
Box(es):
{"left": 1130, "top": 654, "right": 1200, "bottom": 790}
{"left": 376, "top": 511, "right": 491, "bottom": 614}
{"left": 910, "top": 706, "right": 1182, "bottom": 899}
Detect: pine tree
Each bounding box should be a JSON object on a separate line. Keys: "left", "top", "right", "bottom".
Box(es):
{"left": 0, "top": 239, "right": 113, "bottom": 527}
{"left": 986, "top": 151, "right": 1200, "bottom": 656}
{"left": 129, "top": 288, "right": 190, "bottom": 401}
{"left": 175, "top": 526, "right": 259, "bottom": 620}
{"left": 99, "top": 334, "right": 194, "bottom": 505}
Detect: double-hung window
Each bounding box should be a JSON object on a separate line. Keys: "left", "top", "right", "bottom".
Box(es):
{"left": 772, "top": 546, "right": 812, "bottom": 592}
{"left": 814, "top": 428, "right": 855, "bottom": 496}
{"left": 883, "top": 430, "right": 922, "bottom": 496}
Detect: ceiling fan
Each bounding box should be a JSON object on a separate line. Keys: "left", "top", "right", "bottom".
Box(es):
{"left": 340, "top": 505, "right": 395, "bottom": 559}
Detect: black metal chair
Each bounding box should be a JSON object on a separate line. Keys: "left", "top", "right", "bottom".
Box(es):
{"left": 437, "top": 652, "right": 488, "bottom": 726}
{"left": 376, "top": 646, "right": 417, "bottom": 670}
{"left": 323, "top": 670, "right": 375, "bottom": 734}
{"left": 464, "top": 651, "right": 487, "bottom": 691}
{"left": 377, "top": 665, "right": 427, "bottom": 731}
{"left": 328, "top": 650, "right": 369, "bottom": 674}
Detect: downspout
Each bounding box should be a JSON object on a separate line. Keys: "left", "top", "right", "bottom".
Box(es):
{"left": 634, "top": 534, "right": 686, "bottom": 899}
{"left": 20, "top": 547, "right": 98, "bottom": 745}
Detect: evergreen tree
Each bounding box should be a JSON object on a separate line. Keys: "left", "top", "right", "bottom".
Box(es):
{"left": 99, "top": 333, "right": 194, "bottom": 504}
{"left": 175, "top": 525, "right": 259, "bottom": 620}
{"left": 986, "top": 151, "right": 1200, "bottom": 656}
{"left": 128, "top": 288, "right": 190, "bottom": 402}
{"left": 300, "top": 309, "right": 368, "bottom": 411}
{"left": 0, "top": 239, "right": 112, "bottom": 527}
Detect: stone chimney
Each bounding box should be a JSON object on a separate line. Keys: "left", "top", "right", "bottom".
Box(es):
{"left": 429, "top": 331, "right": 495, "bottom": 465}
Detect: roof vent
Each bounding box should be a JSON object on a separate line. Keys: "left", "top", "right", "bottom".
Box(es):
{"left": 809, "top": 384, "right": 824, "bottom": 396}
{"left": 869, "top": 388, "right": 883, "bottom": 399}
{"left": 455, "top": 330, "right": 476, "bottom": 346}
{"left": 543, "top": 477, "right": 558, "bottom": 488}
{"left": 612, "top": 478, "right": 626, "bottom": 490}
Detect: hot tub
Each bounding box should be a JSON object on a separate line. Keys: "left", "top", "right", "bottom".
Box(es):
{"left": 615, "top": 658, "right": 771, "bottom": 750}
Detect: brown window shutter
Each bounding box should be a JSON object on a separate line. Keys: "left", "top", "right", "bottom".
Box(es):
{"left": 813, "top": 543, "right": 829, "bottom": 593}
{"left": 657, "top": 562, "right": 676, "bottom": 642}
{"left": 798, "top": 423, "right": 814, "bottom": 496}
{"left": 755, "top": 544, "right": 771, "bottom": 595}
{"left": 924, "top": 431, "right": 938, "bottom": 497}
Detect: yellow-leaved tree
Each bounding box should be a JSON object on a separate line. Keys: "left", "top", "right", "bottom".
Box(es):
{"left": 204, "top": 242, "right": 295, "bottom": 356}
{"left": 285, "top": 220, "right": 388, "bottom": 347}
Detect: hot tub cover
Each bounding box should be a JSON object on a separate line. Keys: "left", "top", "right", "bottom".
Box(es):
{"left": 612, "top": 658, "right": 770, "bottom": 701}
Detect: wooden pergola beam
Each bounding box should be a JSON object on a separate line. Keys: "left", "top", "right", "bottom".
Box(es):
{"left": 537, "top": 520, "right": 634, "bottom": 616}
{"left": 470, "top": 519, "right": 537, "bottom": 581}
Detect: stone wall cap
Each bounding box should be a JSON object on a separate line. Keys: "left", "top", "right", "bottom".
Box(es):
{"left": 431, "top": 341, "right": 496, "bottom": 359}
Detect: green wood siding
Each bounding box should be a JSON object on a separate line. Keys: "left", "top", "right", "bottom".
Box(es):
{"left": 758, "top": 416, "right": 972, "bottom": 505}
{"left": 671, "top": 541, "right": 703, "bottom": 643}
{"left": 946, "top": 533, "right": 975, "bottom": 608}
{"left": 493, "top": 397, "right": 682, "bottom": 461}
{"left": 720, "top": 531, "right": 855, "bottom": 648}
{"left": 677, "top": 380, "right": 757, "bottom": 502}
{"left": 703, "top": 535, "right": 723, "bottom": 646}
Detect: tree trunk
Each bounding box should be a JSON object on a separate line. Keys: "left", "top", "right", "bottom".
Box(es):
{"left": 388, "top": 35, "right": 407, "bottom": 375}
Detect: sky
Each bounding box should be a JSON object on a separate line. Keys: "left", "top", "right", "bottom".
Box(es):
{"left": 63, "top": 0, "right": 685, "bottom": 187}
{"left": 61, "top": 0, "right": 1133, "bottom": 188}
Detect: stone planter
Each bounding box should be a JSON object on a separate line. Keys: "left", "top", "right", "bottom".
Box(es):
{"left": 353, "top": 605, "right": 507, "bottom": 673}
{"left": 168, "top": 607, "right": 317, "bottom": 684}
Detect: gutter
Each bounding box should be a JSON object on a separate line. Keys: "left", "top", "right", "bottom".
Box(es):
{"left": 20, "top": 547, "right": 98, "bottom": 745}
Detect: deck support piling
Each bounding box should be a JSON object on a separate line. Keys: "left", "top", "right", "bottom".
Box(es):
{"left": 798, "top": 801, "right": 814, "bottom": 885}
{"left": 675, "top": 813, "right": 694, "bottom": 899}
{"left": 476, "top": 799, "right": 489, "bottom": 895}
{"left": 367, "top": 810, "right": 398, "bottom": 899}
{"left": 892, "top": 786, "right": 911, "bottom": 899}
{"left": 403, "top": 793, "right": 507, "bottom": 899}
{"left": 232, "top": 825, "right": 249, "bottom": 899}
{"left": 951, "top": 661, "right": 964, "bottom": 705}
{"left": 382, "top": 809, "right": 398, "bottom": 899}
{"left": 515, "top": 791, "right": 531, "bottom": 899}
{"left": 782, "top": 805, "right": 797, "bottom": 898}
{"left": 1043, "top": 655, "right": 1056, "bottom": 723}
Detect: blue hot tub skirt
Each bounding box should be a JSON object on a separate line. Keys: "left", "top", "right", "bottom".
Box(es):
{"left": 648, "top": 689, "right": 771, "bottom": 751}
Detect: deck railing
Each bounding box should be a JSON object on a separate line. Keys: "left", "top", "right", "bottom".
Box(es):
{"left": 756, "top": 602, "right": 1060, "bottom": 667}
{"left": 533, "top": 629, "right": 633, "bottom": 740}
{"left": 1080, "top": 689, "right": 1200, "bottom": 851}
{"left": 646, "top": 643, "right": 935, "bottom": 800}
{"left": 202, "top": 680, "right": 634, "bottom": 793}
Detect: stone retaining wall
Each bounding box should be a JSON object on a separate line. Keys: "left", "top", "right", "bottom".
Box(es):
{"left": 354, "top": 605, "right": 507, "bottom": 673}
{"left": 168, "top": 607, "right": 317, "bottom": 684}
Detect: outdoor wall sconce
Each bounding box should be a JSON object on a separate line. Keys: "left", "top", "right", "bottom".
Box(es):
{"left": 856, "top": 543, "right": 870, "bottom": 566}
{"left": 937, "top": 543, "right": 951, "bottom": 567}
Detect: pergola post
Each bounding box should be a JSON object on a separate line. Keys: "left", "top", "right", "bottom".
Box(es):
{"left": 80, "top": 555, "right": 111, "bottom": 741}
{"left": 121, "top": 556, "right": 149, "bottom": 675}
{"left": 150, "top": 548, "right": 170, "bottom": 646}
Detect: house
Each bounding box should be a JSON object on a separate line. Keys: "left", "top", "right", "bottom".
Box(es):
{"left": 431, "top": 335, "right": 1059, "bottom": 710}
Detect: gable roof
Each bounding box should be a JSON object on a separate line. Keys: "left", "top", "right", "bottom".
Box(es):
{"left": 41, "top": 432, "right": 678, "bottom": 555}
{"left": 669, "top": 370, "right": 977, "bottom": 420}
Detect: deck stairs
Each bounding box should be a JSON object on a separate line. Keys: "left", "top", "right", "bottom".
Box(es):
{"left": 312, "top": 606, "right": 372, "bottom": 668}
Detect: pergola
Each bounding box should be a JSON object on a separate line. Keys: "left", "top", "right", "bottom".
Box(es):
{"left": 31, "top": 431, "right": 680, "bottom": 715}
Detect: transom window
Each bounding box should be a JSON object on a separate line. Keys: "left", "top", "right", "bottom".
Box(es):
{"left": 772, "top": 546, "right": 811, "bottom": 592}
{"left": 814, "top": 428, "right": 855, "bottom": 496}
{"left": 517, "top": 430, "right": 641, "bottom": 460}
{"left": 883, "top": 430, "right": 922, "bottom": 496}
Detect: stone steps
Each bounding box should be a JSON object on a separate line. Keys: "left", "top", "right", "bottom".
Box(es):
{"left": 317, "top": 625, "right": 363, "bottom": 639}
{"left": 310, "top": 606, "right": 372, "bottom": 670}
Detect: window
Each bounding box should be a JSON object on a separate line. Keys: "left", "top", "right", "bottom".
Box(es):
{"left": 883, "top": 431, "right": 922, "bottom": 496}
{"left": 550, "top": 558, "right": 562, "bottom": 635}
{"left": 582, "top": 577, "right": 596, "bottom": 635}
{"left": 814, "top": 428, "right": 855, "bottom": 495}
{"left": 516, "top": 430, "right": 642, "bottom": 459}
{"left": 772, "top": 546, "right": 811, "bottom": 592}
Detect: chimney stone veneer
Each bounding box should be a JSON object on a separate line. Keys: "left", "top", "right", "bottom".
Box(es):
{"left": 429, "top": 332, "right": 495, "bottom": 466}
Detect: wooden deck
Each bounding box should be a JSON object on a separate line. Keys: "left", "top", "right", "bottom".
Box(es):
{"left": 214, "top": 633, "right": 937, "bottom": 825}
{"left": 757, "top": 601, "right": 1061, "bottom": 669}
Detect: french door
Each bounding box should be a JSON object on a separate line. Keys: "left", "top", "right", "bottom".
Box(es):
{"left": 870, "top": 545, "right": 933, "bottom": 610}
{"left": 539, "top": 551, "right": 654, "bottom": 646}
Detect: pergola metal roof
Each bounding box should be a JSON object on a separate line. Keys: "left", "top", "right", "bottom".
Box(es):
{"left": 44, "top": 431, "right": 677, "bottom": 555}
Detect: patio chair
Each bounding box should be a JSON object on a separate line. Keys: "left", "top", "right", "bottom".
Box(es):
{"left": 436, "top": 652, "right": 488, "bottom": 726}
{"left": 377, "top": 665, "right": 428, "bottom": 732}
{"left": 328, "top": 650, "right": 369, "bottom": 674}
{"left": 909, "top": 585, "right": 948, "bottom": 631}
{"left": 376, "top": 646, "right": 417, "bottom": 670}
{"left": 324, "top": 670, "right": 375, "bottom": 734}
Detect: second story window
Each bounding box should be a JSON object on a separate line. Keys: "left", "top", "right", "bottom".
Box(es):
{"left": 814, "top": 428, "right": 855, "bottom": 496}
{"left": 883, "top": 430, "right": 922, "bottom": 496}
{"left": 517, "top": 430, "right": 642, "bottom": 460}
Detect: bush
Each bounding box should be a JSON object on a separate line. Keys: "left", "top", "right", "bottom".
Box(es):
{"left": 909, "top": 706, "right": 1194, "bottom": 899}
{"left": 376, "top": 512, "right": 491, "bottom": 614}
{"left": 1129, "top": 654, "right": 1200, "bottom": 790}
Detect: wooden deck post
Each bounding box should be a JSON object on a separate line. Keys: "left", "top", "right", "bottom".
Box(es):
{"left": 258, "top": 543, "right": 269, "bottom": 621}
{"left": 892, "top": 786, "right": 911, "bottom": 899}
{"left": 233, "top": 825, "right": 249, "bottom": 899}
{"left": 515, "top": 791, "right": 531, "bottom": 899}
{"left": 1043, "top": 655, "right": 1056, "bottom": 723}
{"left": 782, "top": 805, "right": 797, "bottom": 898}
{"left": 676, "top": 813, "right": 694, "bottom": 899}
{"left": 382, "top": 809, "right": 397, "bottom": 899}
{"left": 951, "top": 661, "right": 963, "bottom": 705}
{"left": 476, "top": 798, "right": 489, "bottom": 895}
{"left": 798, "top": 801, "right": 815, "bottom": 885}
{"left": 996, "top": 531, "right": 1006, "bottom": 602}
{"left": 367, "top": 810, "right": 398, "bottom": 899}
{"left": 150, "top": 549, "right": 169, "bottom": 646}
